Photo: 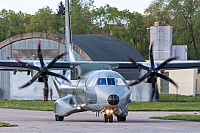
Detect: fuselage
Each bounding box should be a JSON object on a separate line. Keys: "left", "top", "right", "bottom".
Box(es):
{"left": 75, "top": 70, "right": 131, "bottom": 116}
{"left": 54, "top": 69, "right": 131, "bottom": 118}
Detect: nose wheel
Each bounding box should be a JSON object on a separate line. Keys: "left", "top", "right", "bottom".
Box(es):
{"left": 104, "top": 114, "right": 113, "bottom": 123}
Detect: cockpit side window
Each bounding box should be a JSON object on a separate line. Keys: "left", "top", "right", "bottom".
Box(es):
{"left": 115, "top": 78, "right": 125, "bottom": 85}
{"left": 97, "top": 78, "right": 106, "bottom": 85}
{"left": 107, "top": 78, "right": 115, "bottom": 85}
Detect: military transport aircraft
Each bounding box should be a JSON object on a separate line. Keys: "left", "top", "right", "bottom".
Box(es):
{"left": 0, "top": 0, "right": 200, "bottom": 123}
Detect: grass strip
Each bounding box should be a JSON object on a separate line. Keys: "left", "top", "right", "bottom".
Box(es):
{"left": 128, "top": 102, "right": 200, "bottom": 111}
{"left": 150, "top": 114, "right": 200, "bottom": 122}
{"left": 0, "top": 100, "right": 54, "bottom": 111}
{"left": 0, "top": 122, "right": 17, "bottom": 127}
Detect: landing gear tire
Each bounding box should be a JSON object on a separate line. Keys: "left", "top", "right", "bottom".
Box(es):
{"left": 55, "top": 115, "right": 64, "bottom": 121}
{"left": 109, "top": 114, "right": 113, "bottom": 123}
{"left": 117, "top": 116, "right": 126, "bottom": 122}
{"left": 104, "top": 114, "right": 113, "bottom": 123}
{"left": 104, "top": 114, "right": 108, "bottom": 122}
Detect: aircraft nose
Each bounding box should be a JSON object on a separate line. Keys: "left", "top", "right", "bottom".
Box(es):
{"left": 107, "top": 94, "right": 119, "bottom": 105}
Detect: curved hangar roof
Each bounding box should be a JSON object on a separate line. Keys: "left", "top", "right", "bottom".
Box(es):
{"left": 0, "top": 33, "right": 145, "bottom": 62}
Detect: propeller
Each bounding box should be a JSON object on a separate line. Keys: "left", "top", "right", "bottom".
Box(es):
{"left": 17, "top": 40, "right": 70, "bottom": 99}
{"left": 127, "top": 42, "right": 179, "bottom": 102}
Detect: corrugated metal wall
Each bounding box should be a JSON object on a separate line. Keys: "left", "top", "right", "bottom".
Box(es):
{"left": 12, "top": 39, "right": 58, "bottom": 49}
{"left": 0, "top": 72, "right": 10, "bottom": 100}
{"left": 0, "top": 38, "right": 69, "bottom": 100}
{"left": 0, "top": 45, "right": 11, "bottom": 100}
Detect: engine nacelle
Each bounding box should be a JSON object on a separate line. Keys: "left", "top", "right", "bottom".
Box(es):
{"left": 54, "top": 94, "right": 78, "bottom": 116}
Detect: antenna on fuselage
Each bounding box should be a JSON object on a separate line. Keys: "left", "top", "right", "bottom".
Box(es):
{"left": 65, "top": 0, "right": 75, "bottom": 61}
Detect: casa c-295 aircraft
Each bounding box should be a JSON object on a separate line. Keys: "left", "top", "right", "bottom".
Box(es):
{"left": 0, "top": 0, "right": 200, "bottom": 123}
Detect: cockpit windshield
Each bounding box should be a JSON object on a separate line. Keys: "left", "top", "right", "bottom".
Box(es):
{"left": 97, "top": 78, "right": 106, "bottom": 85}
{"left": 96, "top": 77, "right": 125, "bottom": 86}
{"left": 107, "top": 78, "right": 115, "bottom": 85}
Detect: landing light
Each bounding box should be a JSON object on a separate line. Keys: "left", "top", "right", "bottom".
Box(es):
{"left": 77, "top": 106, "right": 81, "bottom": 110}
{"left": 105, "top": 109, "right": 114, "bottom": 115}
{"left": 110, "top": 109, "right": 114, "bottom": 114}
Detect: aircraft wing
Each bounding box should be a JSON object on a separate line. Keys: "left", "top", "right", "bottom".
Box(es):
{"left": 155, "top": 61, "right": 200, "bottom": 70}
{"left": 0, "top": 60, "right": 135, "bottom": 71}
{"left": 0, "top": 60, "right": 31, "bottom": 71}
{"left": 0, "top": 60, "right": 199, "bottom": 71}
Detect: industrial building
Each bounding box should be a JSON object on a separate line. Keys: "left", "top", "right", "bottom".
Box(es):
{"left": 0, "top": 32, "right": 146, "bottom": 100}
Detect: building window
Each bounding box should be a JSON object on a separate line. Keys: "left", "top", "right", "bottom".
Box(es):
{"left": 12, "top": 49, "right": 59, "bottom": 59}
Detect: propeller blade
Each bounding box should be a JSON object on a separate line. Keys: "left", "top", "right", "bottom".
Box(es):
{"left": 156, "top": 56, "right": 179, "bottom": 70}
{"left": 149, "top": 42, "right": 155, "bottom": 68}
{"left": 127, "top": 56, "right": 149, "bottom": 70}
{"left": 42, "top": 75, "right": 49, "bottom": 101}
{"left": 16, "top": 59, "right": 40, "bottom": 71}
{"left": 37, "top": 40, "right": 45, "bottom": 67}
{"left": 48, "top": 71, "right": 71, "bottom": 83}
{"left": 42, "top": 75, "right": 49, "bottom": 88}
{"left": 157, "top": 73, "right": 178, "bottom": 88}
{"left": 150, "top": 77, "right": 156, "bottom": 102}
{"left": 47, "top": 52, "right": 67, "bottom": 68}
{"left": 18, "top": 72, "right": 40, "bottom": 89}
{"left": 129, "top": 73, "right": 149, "bottom": 86}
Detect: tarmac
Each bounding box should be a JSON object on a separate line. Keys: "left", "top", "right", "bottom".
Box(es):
{"left": 0, "top": 108, "right": 199, "bottom": 133}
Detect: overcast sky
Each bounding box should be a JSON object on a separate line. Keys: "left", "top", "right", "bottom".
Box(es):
{"left": 0, "top": 0, "right": 152, "bottom": 14}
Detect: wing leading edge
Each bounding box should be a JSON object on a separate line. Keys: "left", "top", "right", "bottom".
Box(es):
{"left": 0, "top": 60, "right": 200, "bottom": 71}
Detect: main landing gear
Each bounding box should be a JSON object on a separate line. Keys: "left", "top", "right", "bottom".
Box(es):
{"left": 104, "top": 114, "right": 113, "bottom": 123}
{"left": 117, "top": 116, "right": 126, "bottom": 121}
{"left": 55, "top": 115, "right": 64, "bottom": 121}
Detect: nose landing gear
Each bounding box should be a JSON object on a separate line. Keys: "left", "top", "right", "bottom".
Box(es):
{"left": 104, "top": 108, "right": 114, "bottom": 123}
{"left": 104, "top": 114, "right": 113, "bottom": 123}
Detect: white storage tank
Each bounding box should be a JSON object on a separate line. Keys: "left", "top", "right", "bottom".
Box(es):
{"left": 150, "top": 22, "right": 172, "bottom": 60}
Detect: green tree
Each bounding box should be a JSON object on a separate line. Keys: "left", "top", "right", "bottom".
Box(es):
{"left": 57, "top": 1, "right": 65, "bottom": 16}
{"left": 0, "top": 9, "right": 29, "bottom": 41}
{"left": 91, "top": 4, "right": 122, "bottom": 35}
{"left": 91, "top": 5, "right": 149, "bottom": 58}
{"left": 164, "top": 0, "right": 200, "bottom": 59}
{"left": 70, "top": 0, "right": 94, "bottom": 34}
{"left": 127, "top": 12, "right": 149, "bottom": 58}
{"left": 25, "top": 7, "right": 58, "bottom": 33}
